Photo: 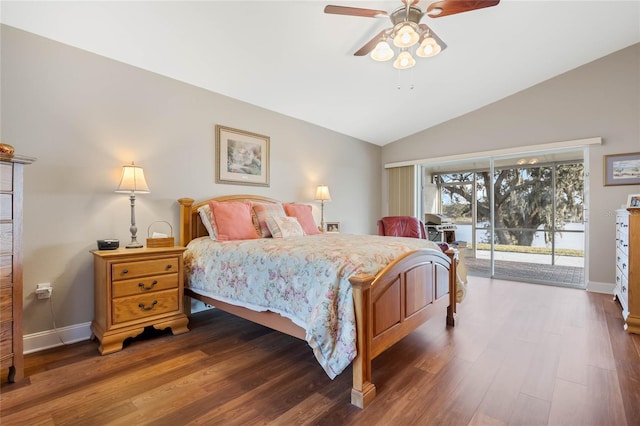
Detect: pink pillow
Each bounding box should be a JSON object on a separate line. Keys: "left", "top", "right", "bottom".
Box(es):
{"left": 283, "top": 203, "right": 320, "bottom": 235}
{"left": 209, "top": 201, "right": 260, "bottom": 241}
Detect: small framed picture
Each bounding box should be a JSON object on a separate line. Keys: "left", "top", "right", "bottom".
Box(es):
{"left": 325, "top": 222, "right": 340, "bottom": 233}
{"left": 627, "top": 194, "right": 640, "bottom": 209}
{"left": 603, "top": 152, "right": 640, "bottom": 186}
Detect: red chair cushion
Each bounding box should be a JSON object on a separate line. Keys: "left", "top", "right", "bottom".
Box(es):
{"left": 379, "top": 216, "right": 424, "bottom": 239}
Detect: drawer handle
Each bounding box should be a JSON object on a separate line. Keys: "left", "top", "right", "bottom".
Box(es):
{"left": 138, "top": 280, "right": 158, "bottom": 291}
{"left": 138, "top": 300, "right": 158, "bottom": 311}
{"left": 166, "top": 264, "right": 173, "bottom": 270}
{"left": 122, "top": 269, "right": 129, "bottom": 275}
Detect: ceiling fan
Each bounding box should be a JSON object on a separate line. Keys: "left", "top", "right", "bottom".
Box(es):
{"left": 324, "top": 0, "right": 500, "bottom": 69}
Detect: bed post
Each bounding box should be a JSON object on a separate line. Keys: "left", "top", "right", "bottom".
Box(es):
{"left": 178, "top": 198, "right": 194, "bottom": 247}
{"left": 349, "top": 273, "right": 376, "bottom": 409}
{"left": 445, "top": 248, "right": 457, "bottom": 326}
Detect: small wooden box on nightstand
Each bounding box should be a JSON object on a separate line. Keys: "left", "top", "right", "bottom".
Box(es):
{"left": 91, "top": 246, "right": 189, "bottom": 355}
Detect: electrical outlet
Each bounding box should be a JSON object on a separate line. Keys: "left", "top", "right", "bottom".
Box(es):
{"left": 35, "top": 283, "right": 52, "bottom": 299}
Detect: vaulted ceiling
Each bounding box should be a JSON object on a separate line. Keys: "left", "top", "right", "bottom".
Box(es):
{"left": 2, "top": 1, "right": 639, "bottom": 145}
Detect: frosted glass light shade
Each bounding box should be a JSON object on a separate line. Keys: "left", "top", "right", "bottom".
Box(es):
{"left": 416, "top": 37, "right": 442, "bottom": 58}
{"left": 393, "top": 51, "right": 416, "bottom": 70}
{"left": 393, "top": 24, "right": 419, "bottom": 48}
{"left": 370, "top": 40, "right": 394, "bottom": 61}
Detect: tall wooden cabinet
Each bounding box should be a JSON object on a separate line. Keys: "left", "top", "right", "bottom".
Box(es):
{"left": 616, "top": 208, "right": 640, "bottom": 334}
{"left": 1, "top": 153, "right": 35, "bottom": 382}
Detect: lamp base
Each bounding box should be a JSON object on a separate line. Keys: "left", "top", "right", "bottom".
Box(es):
{"left": 125, "top": 242, "right": 143, "bottom": 249}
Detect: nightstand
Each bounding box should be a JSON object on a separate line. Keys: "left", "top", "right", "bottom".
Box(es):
{"left": 91, "top": 246, "right": 189, "bottom": 355}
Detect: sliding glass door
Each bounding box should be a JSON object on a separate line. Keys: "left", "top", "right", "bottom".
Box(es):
{"left": 422, "top": 149, "right": 586, "bottom": 288}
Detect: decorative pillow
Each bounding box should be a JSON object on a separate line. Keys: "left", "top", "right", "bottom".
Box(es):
{"left": 252, "top": 202, "right": 286, "bottom": 237}
{"left": 209, "top": 200, "right": 260, "bottom": 241}
{"left": 266, "top": 216, "right": 304, "bottom": 238}
{"left": 283, "top": 203, "right": 320, "bottom": 235}
{"left": 197, "top": 204, "right": 217, "bottom": 240}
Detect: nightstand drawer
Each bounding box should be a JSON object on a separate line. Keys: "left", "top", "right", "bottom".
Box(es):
{"left": 112, "top": 288, "right": 179, "bottom": 324}
{"left": 112, "top": 274, "right": 178, "bottom": 298}
{"left": 112, "top": 257, "right": 179, "bottom": 281}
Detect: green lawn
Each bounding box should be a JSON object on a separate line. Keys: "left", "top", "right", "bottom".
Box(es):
{"left": 472, "top": 243, "right": 584, "bottom": 257}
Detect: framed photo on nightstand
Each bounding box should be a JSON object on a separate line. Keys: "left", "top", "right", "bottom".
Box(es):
{"left": 325, "top": 222, "right": 340, "bottom": 233}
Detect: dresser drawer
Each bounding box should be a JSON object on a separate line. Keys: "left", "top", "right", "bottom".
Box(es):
{"left": 0, "top": 321, "right": 13, "bottom": 358}
{"left": 112, "top": 289, "right": 179, "bottom": 324}
{"left": 111, "top": 257, "right": 179, "bottom": 281}
{"left": 112, "top": 273, "right": 178, "bottom": 298}
{"left": 0, "top": 223, "right": 13, "bottom": 254}
{"left": 0, "top": 255, "right": 12, "bottom": 285}
{"left": 0, "top": 163, "right": 12, "bottom": 192}
{"left": 0, "top": 194, "right": 12, "bottom": 221}
{"left": 616, "top": 249, "right": 628, "bottom": 274}
{"left": 0, "top": 287, "right": 12, "bottom": 322}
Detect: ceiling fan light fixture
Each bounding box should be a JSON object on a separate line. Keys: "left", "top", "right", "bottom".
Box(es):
{"left": 416, "top": 37, "right": 441, "bottom": 58}
{"left": 392, "top": 23, "right": 419, "bottom": 48}
{"left": 370, "top": 39, "right": 394, "bottom": 61}
{"left": 393, "top": 50, "right": 416, "bottom": 70}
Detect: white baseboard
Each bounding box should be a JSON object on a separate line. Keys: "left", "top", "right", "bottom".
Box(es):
{"left": 23, "top": 322, "right": 92, "bottom": 354}
{"left": 587, "top": 280, "right": 615, "bottom": 294}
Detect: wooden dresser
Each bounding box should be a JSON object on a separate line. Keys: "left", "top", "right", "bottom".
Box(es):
{"left": 91, "top": 246, "right": 189, "bottom": 354}
{"left": 1, "top": 153, "right": 35, "bottom": 382}
{"left": 619, "top": 208, "right": 640, "bottom": 334}
{"left": 615, "top": 209, "right": 630, "bottom": 320}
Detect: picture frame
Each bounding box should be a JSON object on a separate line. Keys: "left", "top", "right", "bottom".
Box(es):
{"left": 325, "top": 222, "right": 340, "bottom": 233}
{"left": 215, "top": 125, "right": 270, "bottom": 187}
{"left": 628, "top": 194, "right": 640, "bottom": 209}
{"left": 603, "top": 152, "right": 640, "bottom": 186}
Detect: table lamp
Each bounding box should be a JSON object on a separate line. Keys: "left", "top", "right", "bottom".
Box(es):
{"left": 115, "top": 162, "right": 150, "bottom": 248}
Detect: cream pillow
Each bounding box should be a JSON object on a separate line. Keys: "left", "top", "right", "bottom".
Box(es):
{"left": 266, "top": 216, "right": 304, "bottom": 238}
{"left": 197, "top": 204, "right": 217, "bottom": 240}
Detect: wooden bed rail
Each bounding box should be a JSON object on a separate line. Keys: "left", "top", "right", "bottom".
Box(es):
{"left": 348, "top": 248, "right": 456, "bottom": 408}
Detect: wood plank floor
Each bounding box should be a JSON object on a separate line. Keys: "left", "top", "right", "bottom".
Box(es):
{"left": 2, "top": 277, "right": 639, "bottom": 425}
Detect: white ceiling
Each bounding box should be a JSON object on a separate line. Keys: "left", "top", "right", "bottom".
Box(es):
{"left": 2, "top": 1, "right": 639, "bottom": 146}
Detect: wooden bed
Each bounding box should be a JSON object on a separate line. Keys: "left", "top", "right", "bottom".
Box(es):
{"left": 178, "top": 195, "right": 457, "bottom": 408}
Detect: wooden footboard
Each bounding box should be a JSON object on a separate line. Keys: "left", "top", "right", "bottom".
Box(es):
{"left": 178, "top": 196, "right": 456, "bottom": 409}
{"left": 349, "top": 248, "right": 456, "bottom": 408}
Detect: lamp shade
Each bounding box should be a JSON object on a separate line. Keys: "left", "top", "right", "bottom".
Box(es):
{"left": 115, "top": 163, "right": 150, "bottom": 193}
{"left": 314, "top": 185, "right": 331, "bottom": 201}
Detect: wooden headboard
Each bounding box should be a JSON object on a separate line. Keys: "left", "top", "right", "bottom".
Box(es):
{"left": 178, "top": 195, "right": 281, "bottom": 246}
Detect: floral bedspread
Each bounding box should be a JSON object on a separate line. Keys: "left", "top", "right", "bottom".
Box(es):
{"left": 184, "top": 233, "right": 443, "bottom": 379}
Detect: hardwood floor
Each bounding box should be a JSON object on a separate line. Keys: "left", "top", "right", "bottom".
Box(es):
{"left": 2, "top": 277, "right": 639, "bottom": 425}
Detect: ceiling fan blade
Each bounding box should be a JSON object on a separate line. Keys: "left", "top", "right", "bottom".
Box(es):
{"left": 354, "top": 29, "right": 388, "bottom": 56}
{"left": 426, "top": 0, "right": 500, "bottom": 18}
{"left": 324, "top": 5, "right": 388, "bottom": 18}
{"left": 419, "top": 24, "right": 447, "bottom": 52}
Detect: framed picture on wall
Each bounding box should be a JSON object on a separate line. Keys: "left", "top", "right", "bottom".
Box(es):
{"left": 603, "top": 152, "right": 640, "bottom": 186}
{"left": 216, "top": 125, "right": 270, "bottom": 187}
{"left": 325, "top": 222, "right": 340, "bottom": 233}
{"left": 628, "top": 194, "right": 640, "bottom": 209}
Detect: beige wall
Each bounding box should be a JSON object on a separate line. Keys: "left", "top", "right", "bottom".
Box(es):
{"left": 382, "top": 43, "right": 640, "bottom": 289}
{"left": 1, "top": 26, "right": 382, "bottom": 335}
